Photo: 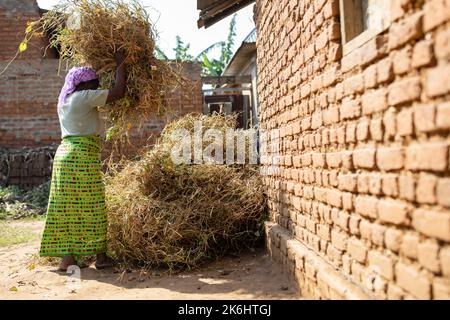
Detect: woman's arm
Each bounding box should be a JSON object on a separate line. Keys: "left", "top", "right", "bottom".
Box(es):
{"left": 106, "top": 51, "right": 127, "bottom": 104}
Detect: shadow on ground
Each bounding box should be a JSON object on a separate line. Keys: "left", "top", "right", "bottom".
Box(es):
{"left": 0, "top": 220, "right": 300, "bottom": 300}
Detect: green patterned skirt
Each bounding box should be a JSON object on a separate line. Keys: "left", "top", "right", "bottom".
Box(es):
{"left": 39, "top": 135, "right": 107, "bottom": 258}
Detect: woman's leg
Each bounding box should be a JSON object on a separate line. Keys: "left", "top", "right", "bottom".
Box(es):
{"left": 59, "top": 255, "right": 76, "bottom": 271}
{"left": 95, "top": 253, "right": 115, "bottom": 269}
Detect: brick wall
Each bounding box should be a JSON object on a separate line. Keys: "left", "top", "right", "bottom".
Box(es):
{"left": 0, "top": 60, "right": 67, "bottom": 148}
{"left": 0, "top": 0, "right": 52, "bottom": 61}
{"left": 255, "top": 0, "right": 450, "bottom": 299}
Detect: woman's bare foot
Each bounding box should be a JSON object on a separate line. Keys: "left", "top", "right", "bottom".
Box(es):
{"left": 59, "top": 255, "right": 76, "bottom": 271}
{"left": 95, "top": 253, "right": 116, "bottom": 269}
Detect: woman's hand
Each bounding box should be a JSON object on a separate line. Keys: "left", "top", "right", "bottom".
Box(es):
{"left": 107, "top": 49, "right": 127, "bottom": 104}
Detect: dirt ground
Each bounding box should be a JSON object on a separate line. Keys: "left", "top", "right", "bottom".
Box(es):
{"left": 0, "top": 221, "right": 300, "bottom": 300}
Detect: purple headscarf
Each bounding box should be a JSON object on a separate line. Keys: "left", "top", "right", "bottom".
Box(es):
{"left": 57, "top": 66, "right": 98, "bottom": 110}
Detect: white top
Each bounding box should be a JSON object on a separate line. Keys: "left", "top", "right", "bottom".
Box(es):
{"left": 58, "top": 89, "right": 109, "bottom": 138}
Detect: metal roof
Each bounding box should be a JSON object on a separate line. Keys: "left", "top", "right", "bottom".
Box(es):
{"left": 197, "top": 0, "right": 255, "bottom": 28}
{"left": 222, "top": 29, "right": 256, "bottom": 77}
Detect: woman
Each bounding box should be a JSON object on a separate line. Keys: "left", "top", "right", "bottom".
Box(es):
{"left": 39, "top": 51, "right": 127, "bottom": 271}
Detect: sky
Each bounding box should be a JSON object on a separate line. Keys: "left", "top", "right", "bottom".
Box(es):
{"left": 36, "top": 0, "right": 256, "bottom": 60}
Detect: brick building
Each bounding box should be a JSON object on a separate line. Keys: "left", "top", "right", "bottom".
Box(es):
{"left": 199, "top": 0, "right": 450, "bottom": 299}
{"left": 0, "top": 0, "right": 202, "bottom": 187}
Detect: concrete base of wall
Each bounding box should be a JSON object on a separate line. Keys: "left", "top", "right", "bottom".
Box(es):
{"left": 265, "top": 222, "right": 372, "bottom": 300}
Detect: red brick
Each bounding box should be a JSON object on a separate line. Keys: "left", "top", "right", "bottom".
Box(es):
{"left": 423, "top": 0, "right": 450, "bottom": 32}
{"left": 418, "top": 240, "right": 441, "bottom": 273}
{"left": 327, "top": 189, "right": 342, "bottom": 208}
{"left": 342, "top": 192, "right": 353, "bottom": 211}
{"left": 400, "top": 175, "right": 416, "bottom": 201}
{"left": 346, "top": 123, "right": 356, "bottom": 143}
{"left": 377, "top": 57, "right": 394, "bottom": 84}
{"left": 401, "top": 233, "right": 419, "bottom": 259}
{"left": 437, "top": 178, "right": 450, "bottom": 207}
{"left": 371, "top": 224, "right": 386, "bottom": 247}
{"left": 376, "top": 147, "right": 404, "bottom": 171}
{"left": 387, "top": 283, "right": 406, "bottom": 300}
{"left": 323, "top": 0, "right": 339, "bottom": 19}
{"left": 433, "top": 278, "right": 450, "bottom": 300}
{"left": 390, "top": 0, "right": 407, "bottom": 22}
{"left": 340, "top": 99, "right": 361, "bottom": 120}
{"left": 385, "top": 228, "right": 402, "bottom": 253}
{"left": 343, "top": 74, "right": 364, "bottom": 96}
{"left": 369, "top": 174, "right": 382, "bottom": 195}
{"left": 393, "top": 47, "right": 412, "bottom": 75}
{"left": 436, "top": 102, "right": 450, "bottom": 129}
{"left": 355, "top": 196, "right": 378, "bottom": 219}
{"left": 364, "top": 65, "right": 377, "bottom": 89}
{"left": 312, "top": 152, "right": 326, "bottom": 168}
{"left": 414, "top": 103, "right": 436, "bottom": 133}
{"left": 388, "top": 13, "right": 423, "bottom": 50}
{"left": 341, "top": 49, "right": 361, "bottom": 73}
{"left": 360, "top": 220, "right": 372, "bottom": 240}
{"left": 317, "top": 224, "right": 331, "bottom": 241}
{"left": 382, "top": 174, "right": 399, "bottom": 197}
{"left": 370, "top": 119, "right": 384, "bottom": 141}
{"left": 368, "top": 250, "right": 395, "bottom": 280}
{"left": 388, "top": 77, "right": 421, "bottom": 106}
{"left": 338, "top": 174, "right": 357, "bottom": 192}
{"left": 413, "top": 209, "right": 450, "bottom": 241}
{"left": 326, "top": 152, "right": 341, "bottom": 168}
{"left": 397, "top": 109, "right": 414, "bottom": 136}
{"left": 435, "top": 27, "right": 450, "bottom": 60}
{"left": 412, "top": 40, "right": 434, "bottom": 68}
{"left": 357, "top": 174, "right": 370, "bottom": 194}
{"left": 426, "top": 64, "right": 450, "bottom": 97}
{"left": 322, "top": 66, "right": 338, "bottom": 87}
{"left": 353, "top": 148, "right": 376, "bottom": 169}
{"left": 440, "top": 246, "right": 450, "bottom": 277}
{"left": 331, "top": 230, "right": 348, "bottom": 251}
{"left": 361, "top": 36, "right": 386, "bottom": 66}
{"left": 326, "top": 245, "right": 343, "bottom": 268}
{"left": 406, "top": 143, "right": 448, "bottom": 172}
{"left": 349, "top": 215, "right": 361, "bottom": 235}
{"left": 362, "top": 88, "right": 388, "bottom": 115}
{"left": 348, "top": 238, "right": 367, "bottom": 263}
{"left": 383, "top": 109, "right": 397, "bottom": 139}
{"left": 336, "top": 211, "right": 350, "bottom": 231}
{"left": 378, "top": 199, "right": 409, "bottom": 226}
{"left": 416, "top": 173, "right": 437, "bottom": 204}
{"left": 395, "top": 262, "right": 431, "bottom": 299}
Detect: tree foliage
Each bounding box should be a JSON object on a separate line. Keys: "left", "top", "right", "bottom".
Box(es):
{"left": 155, "top": 14, "right": 238, "bottom": 77}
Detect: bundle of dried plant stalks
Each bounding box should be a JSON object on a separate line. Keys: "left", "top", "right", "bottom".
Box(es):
{"left": 105, "top": 114, "right": 267, "bottom": 270}
{"left": 19, "top": 0, "right": 183, "bottom": 140}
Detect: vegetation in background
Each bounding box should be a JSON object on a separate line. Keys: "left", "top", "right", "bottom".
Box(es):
{"left": 0, "top": 181, "right": 50, "bottom": 220}
{"left": 174, "top": 36, "right": 194, "bottom": 61}
{"left": 156, "top": 14, "right": 238, "bottom": 76}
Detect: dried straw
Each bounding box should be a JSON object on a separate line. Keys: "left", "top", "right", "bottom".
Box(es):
{"left": 19, "top": 0, "right": 184, "bottom": 140}
{"left": 105, "top": 114, "right": 267, "bottom": 270}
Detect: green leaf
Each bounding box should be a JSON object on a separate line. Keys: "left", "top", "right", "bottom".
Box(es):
{"left": 202, "top": 54, "right": 212, "bottom": 68}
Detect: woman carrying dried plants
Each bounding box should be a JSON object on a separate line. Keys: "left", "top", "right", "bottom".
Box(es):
{"left": 39, "top": 51, "right": 127, "bottom": 271}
